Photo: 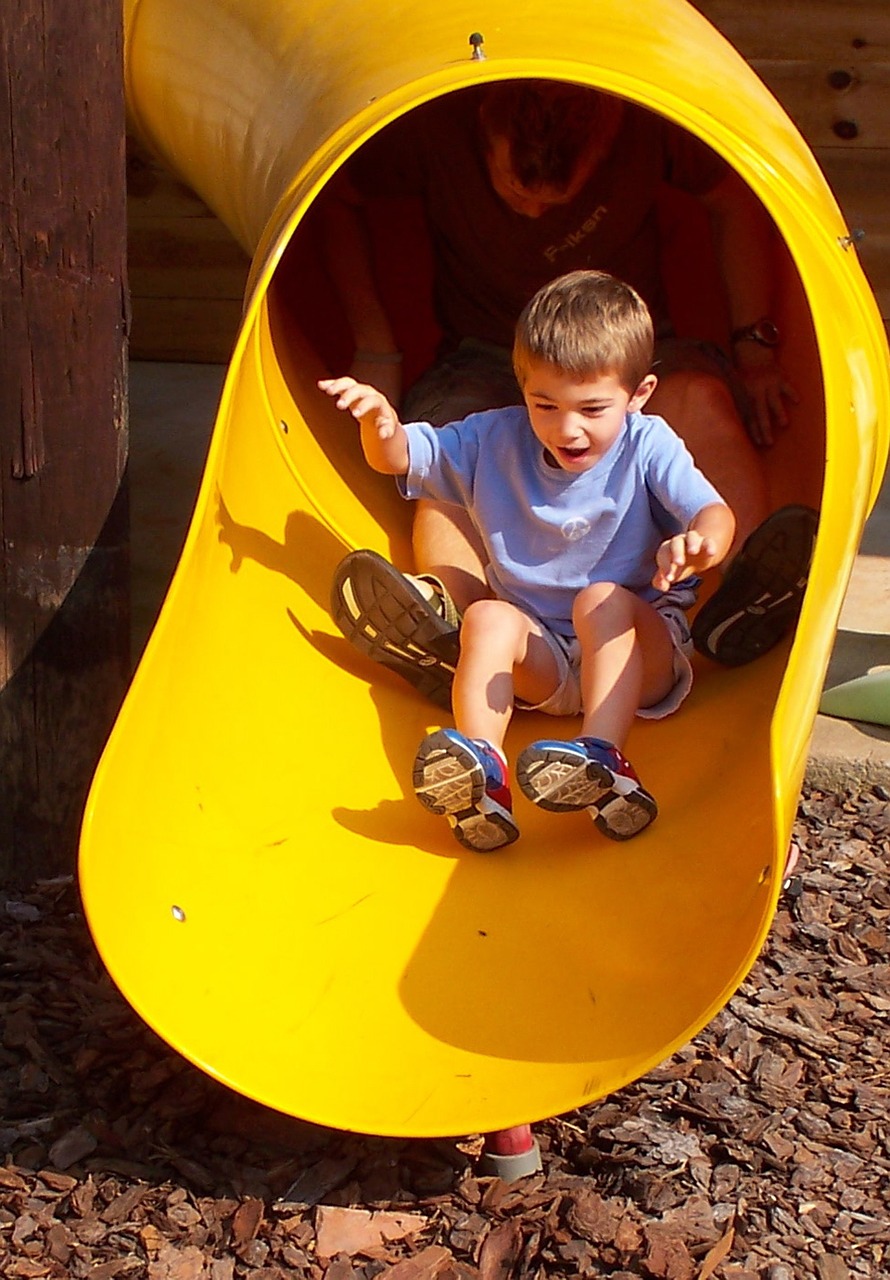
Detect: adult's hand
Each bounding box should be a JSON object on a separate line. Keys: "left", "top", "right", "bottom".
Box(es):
{"left": 734, "top": 347, "right": 798, "bottom": 449}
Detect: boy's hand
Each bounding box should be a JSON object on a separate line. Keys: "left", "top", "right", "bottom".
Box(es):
{"left": 652, "top": 530, "right": 719, "bottom": 592}
{"left": 318, "top": 376, "right": 400, "bottom": 440}
{"left": 318, "top": 375, "right": 409, "bottom": 475}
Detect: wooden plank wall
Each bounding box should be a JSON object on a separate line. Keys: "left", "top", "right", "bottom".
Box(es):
{"left": 126, "top": 143, "right": 250, "bottom": 362}
{"left": 126, "top": 0, "right": 890, "bottom": 362}
{"left": 695, "top": 0, "right": 889, "bottom": 325}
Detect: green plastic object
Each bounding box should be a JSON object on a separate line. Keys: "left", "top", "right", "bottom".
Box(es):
{"left": 819, "top": 670, "right": 890, "bottom": 728}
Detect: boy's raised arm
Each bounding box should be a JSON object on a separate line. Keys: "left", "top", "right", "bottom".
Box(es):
{"left": 318, "top": 377, "right": 409, "bottom": 475}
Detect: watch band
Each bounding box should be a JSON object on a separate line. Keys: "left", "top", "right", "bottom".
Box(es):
{"left": 730, "top": 318, "right": 780, "bottom": 348}
{"left": 354, "top": 349, "right": 404, "bottom": 364}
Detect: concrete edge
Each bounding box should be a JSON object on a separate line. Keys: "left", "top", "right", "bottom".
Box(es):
{"left": 805, "top": 713, "right": 890, "bottom": 792}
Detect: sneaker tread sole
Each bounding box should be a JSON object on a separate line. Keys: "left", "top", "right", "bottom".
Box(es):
{"left": 451, "top": 807, "right": 519, "bottom": 852}
{"left": 413, "top": 734, "right": 484, "bottom": 815}
{"left": 591, "top": 792, "right": 657, "bottom": 841}
{"left": 516, "top": 745, "right": 612, "bottom": 812}
{"left": 517, "top": 743, "right": 657, "bottom": 841}
{"left": 414, "top": 731, "right": 518, "bottom": 852}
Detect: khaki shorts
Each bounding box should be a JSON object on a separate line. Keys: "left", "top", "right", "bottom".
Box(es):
{"left": 520, "top": 584, "right": 697, "bottom": 720}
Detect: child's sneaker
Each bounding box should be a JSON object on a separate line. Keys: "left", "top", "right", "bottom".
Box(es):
{"left": 413, "top": 729, "right": 519, "bottom": 852}
{"left": 516, "top": 736, "right": 657, "bottom": 841}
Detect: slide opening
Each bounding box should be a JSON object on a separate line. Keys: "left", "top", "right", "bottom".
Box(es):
{"left": 265, "top": 80, "right": 825, "bottom": 526}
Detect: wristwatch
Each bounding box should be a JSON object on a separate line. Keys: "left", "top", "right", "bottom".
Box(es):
{"left": 730, "top": 318, "right": 780, "bottom": 348}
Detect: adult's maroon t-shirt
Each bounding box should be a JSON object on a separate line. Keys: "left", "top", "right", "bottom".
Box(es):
{"left": 348, "top": 87, "right": 729, "bottom": 350}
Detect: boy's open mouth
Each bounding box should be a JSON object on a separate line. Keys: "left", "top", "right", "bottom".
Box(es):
{"left": 543, "top": 444, "right": 593, "bottom": 469}
{"left": 556, "top": 444, "right": 591, "bottom": 462}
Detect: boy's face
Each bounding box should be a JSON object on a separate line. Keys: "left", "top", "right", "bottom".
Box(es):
{"left": 521, "top": 360, "right": 657, "bottom": 472}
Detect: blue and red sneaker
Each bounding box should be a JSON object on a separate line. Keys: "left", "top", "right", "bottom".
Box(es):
{"left": 516, "top": 736, "right": 657, "bottom": 842}
{"left": 413, "top": 729, "right": 519, "bottom": 852}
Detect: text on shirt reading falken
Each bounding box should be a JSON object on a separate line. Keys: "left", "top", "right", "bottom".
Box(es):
{"left": 544, "top": 205, "right": 608, "bottom": 264}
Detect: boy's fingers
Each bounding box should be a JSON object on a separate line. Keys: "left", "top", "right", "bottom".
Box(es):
{"left": 668, "top": 534, "right": 688, "bottom": 566}
{"left": 683, "top": 534, "right": 717, "bottom": 570}
{"left": 653, "top": 528, "right": 723, "bottom": 592}
{"left": 336, "top": 388, "right": 381, "bottom": 418}
{"left": 318, "top": 375, "right": 357, "bottom": 395}
{"left": 322, "top": 383, "right": 365, "bottom": 412}
{"left": 356, "top": 401, "right": 386, "bottom": 422}
{"left": 654, "top": 537, "right": 684, "bottom": 586}
{"left": 320, "top": 376, "right": 390, "bottom": 419}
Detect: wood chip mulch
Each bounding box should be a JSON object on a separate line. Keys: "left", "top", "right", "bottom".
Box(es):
{"left": 2, "top": 787, "right": 889, "bottom": 1280}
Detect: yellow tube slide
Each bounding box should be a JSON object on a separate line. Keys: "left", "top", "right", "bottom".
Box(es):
{"left": 80, "top": 0, "right": 889, "bottom": 1137}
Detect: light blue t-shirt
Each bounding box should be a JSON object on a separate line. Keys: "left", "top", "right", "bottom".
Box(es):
{"left": 399, "top": 406, "right": 725, "bottom": 637}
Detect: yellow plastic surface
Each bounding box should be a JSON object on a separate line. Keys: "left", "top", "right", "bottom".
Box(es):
{"left": 80, "top": 0, "right": 889, "bottom": 1136}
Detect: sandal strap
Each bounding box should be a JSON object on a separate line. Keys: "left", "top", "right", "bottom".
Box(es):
{"left": 411, "top": 573, "right": 462, "bottom": 629}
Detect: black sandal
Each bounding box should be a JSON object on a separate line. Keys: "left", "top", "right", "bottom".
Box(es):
{"left": 331, "top": 550, "right": 461, "bottom": 708}
{"left": 692, "top": 505, "right": 818, "bottom": 667}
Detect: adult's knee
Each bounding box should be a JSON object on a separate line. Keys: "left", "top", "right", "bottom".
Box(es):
{"left": 656, "top": 370, "right": 742, "bottom": 438}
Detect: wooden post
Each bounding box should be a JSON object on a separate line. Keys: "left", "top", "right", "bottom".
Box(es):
{"left": 0, "top": 0, "right": 129, "bottom": 882}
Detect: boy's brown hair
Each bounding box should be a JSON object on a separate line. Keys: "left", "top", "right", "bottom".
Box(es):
{"left": 513, "top": 270, "right": 655, "bottom": 392}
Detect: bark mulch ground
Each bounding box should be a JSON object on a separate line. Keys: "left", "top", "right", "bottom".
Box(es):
{"left": 2, "top": 787, "right": 889, "bottom": 1280}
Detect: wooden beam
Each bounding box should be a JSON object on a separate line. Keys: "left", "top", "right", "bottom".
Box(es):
{"left": 754, "top": 61, "right": 890, "bottom": 148}
{"left": 127, "top": 138, "right": 250, "bottom": 362}
{"left": 818, "top": 147, "right": 890, "bottom": 316}
{"left": 0, "top": 0, "right": 129, "bottom": 881}
{"left": 693, "top": 0, "right": 890, "bottom": 63}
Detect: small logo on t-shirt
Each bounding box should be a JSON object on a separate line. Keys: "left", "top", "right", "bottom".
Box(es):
{"left": 544, "top": 205, "right": 608, "bottom": 264}
{"left": 561, "top": 517, "right": 591, "bottom": 542}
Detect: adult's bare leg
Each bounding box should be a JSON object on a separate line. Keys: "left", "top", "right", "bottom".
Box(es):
{"left": 412, "top": 499, "right": 491, "bottom": 612}
{"left": 404, "top": 342, "right": 521, "bottom": 608}
{"left": 649, "top": 370, "right": 768, "bottom": 557}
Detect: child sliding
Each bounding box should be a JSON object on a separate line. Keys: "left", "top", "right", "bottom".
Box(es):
{"left": 320, "top": 270, "right": 735, "bottom": 850}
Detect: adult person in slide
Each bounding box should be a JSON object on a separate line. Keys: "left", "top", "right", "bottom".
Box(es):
{"left": 321, "top": 80, "right": 817, "bottom": 706}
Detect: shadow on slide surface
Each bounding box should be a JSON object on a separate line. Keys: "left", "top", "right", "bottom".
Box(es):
{"left": 79, "top": 0, "right": 890, "bottom": 1136}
